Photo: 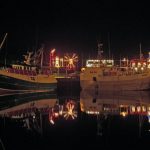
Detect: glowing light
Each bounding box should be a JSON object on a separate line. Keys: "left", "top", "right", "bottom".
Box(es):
{"left": 64, "top": 53, "right": 78, "bottom": 70}
{"left": 122, "top": 58, "right": 126, "bottom": 61}
{"left": 55, "top": 56, "right": 60, "bottom": 68}
{"left": 86, "top": 59, "right": 114, "bottom": 67}
{"left": 54, "top": 112, "right": 59, "bottom": 117}
{"left": 51, "top": 48, "right": 56, "bottom": 54}
{"left": 49, "top": 113, "right": 55, "bottom": 125}
{"left": 147, "top": 111, "right": 150, "bottom": 123}
{"left": 137, "top": 62, "right": 141, "bottom": 67}
{"left": 131, "top": 106, "right": 136, "bottom": 112}
{"left": 134, "top": 67, "right": 138, "bottom": 71}
{"left": 142, "top": 106, "right": 146, "bottom": 112}
{"left": 81, "top": 68, "right": 85, "bottom": 72}
{"left": 86, "top": 111, "right": 100, "bottom": 115}
{"left": 120, "top": 112, "right": 127, "bottom": 117}
{"left": 149, "top": 52, "right": 150, "bottom": 58}
{"left": 137, "top": 106, "right": 141, "bottom": 112}
{"left": 64, "top": 101, "right": 77, "bottom": 120}
{"left": 49, "top": 118, "right": 55, "bottom": 125}
{"left": 148, "top": 64, "right": 150, "bottom": 69}
{"left": 132, "top": 62, "right": 136, "bottom": 67}
{"left": 50, "top": 48, "right": 56, "bottom": 67}
{"left": 120, "top": 106, "right": 128, "bottom": 117}
{"left": 148, "top": 107, "right": 150, "bottom": 111}
{"left": 148, "top": 59, "right": 150, "bottom": 63}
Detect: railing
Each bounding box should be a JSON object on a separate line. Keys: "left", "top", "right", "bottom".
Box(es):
{"left": 6, "top": 68, "right": 52, "bottom": 76}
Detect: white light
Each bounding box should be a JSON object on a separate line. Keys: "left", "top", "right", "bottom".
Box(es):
{"left": 51, "top": 48, "right": 56, "bottom": 54}
{"left": 122, "top": 58, "right": 126, "bottom": 61}
{"left": 86, "top": 59, "right": 114, "bottom": 67}
{"left": 135, "top": 67, "right": 138, "bottom": 71}
{"left": 50, "top": 119, "right": 55, "bottom": 125}
{"left": 131, "top": 106, "right": 135, "bottom": 112}
{"left": 147, "top": 111, "right": 150, "bottom": 116}
{"left": 137, "top": 106, "right": 141, "bottom": 112}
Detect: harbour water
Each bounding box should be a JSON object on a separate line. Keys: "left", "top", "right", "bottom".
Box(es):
{"left": 0, "top": 80, "right": 150, "bottom": 149}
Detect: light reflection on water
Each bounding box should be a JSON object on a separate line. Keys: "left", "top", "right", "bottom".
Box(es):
{"left": 0, "top": 89, "right": 150, "bottom": 149}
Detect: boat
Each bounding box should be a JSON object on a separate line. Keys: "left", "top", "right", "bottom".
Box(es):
{"left": 0, "top": 92, "right": 78, "bottom": 122}
{"left": 0, "top": 34, "right": 57, "bottom": 92}
{"left": 0, "top": 96, "right": 58, "bottom": 116}
{"left": 0, "top": 65, "right": 57, "bottom": 92}
{"left": 80, "top": 43, "right": 150, "bottom": 91}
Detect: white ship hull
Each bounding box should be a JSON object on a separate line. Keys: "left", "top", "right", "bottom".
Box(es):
{"left": 80, "top": 67, "right": 150, "bottom": 91}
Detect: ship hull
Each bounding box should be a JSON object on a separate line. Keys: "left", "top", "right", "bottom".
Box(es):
{"left": 0, "top": 74, "right": 57, "bottom": 91}
{"left": 80, "top": 74, "right": 150, "bottom": 91}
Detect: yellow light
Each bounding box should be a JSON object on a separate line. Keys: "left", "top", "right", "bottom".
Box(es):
{"left": 81, "top": 68, "right": 85, "bottom": 72}
{"left": 55, "top": 56, "right": 60, "bottom": 68}
{"left": 142, "top": 106, "right": 146, "bottom": 112}
{"left": 148, "top": 107, "right": 150, "bottom": 111}
{"left": 131, "top": 106, "right": 135, "bottom": 112}
{"left": 148, "top": 59, "right": 150, "bottom": 62}
{"left": 63, "top": 101, "right": 77, "bottom": 120}
{"left": 135, "top": 67, "right": 138, "bottom": 71}
{"left": 120, "top": 112, "right": 127, "bottom": 117}
{"left": 138, "top": 62, "right": 141, "bottom": 67}
{"left": 64, "top": 53, "right": 78, "bottom": 69}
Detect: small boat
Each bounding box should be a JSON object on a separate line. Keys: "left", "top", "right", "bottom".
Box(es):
{"left": 0, "top": 34, "right": 57, "bottom": 92}
{"left": 80, "top": 43, "right": 150, "bottom": 91}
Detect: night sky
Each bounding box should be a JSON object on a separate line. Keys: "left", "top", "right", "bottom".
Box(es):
{"left": 1, "top": 0, "right": 150, "bottom": 62}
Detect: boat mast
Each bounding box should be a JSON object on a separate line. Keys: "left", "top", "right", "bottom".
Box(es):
{"left": 0, "top": 33, "right": 8, "bottom": 52}
{"left": 0, "top": 33, "right": 8, "bottom": 67}
{"left": 139, "top": 43, "right": 142, "bottom": 60}
{"left": 97, "top": 42, "right": 103, "bottom": 67}
{"left": 40, "top": 46, "right": 44, "bottom": 68}
{"left": 108, "top": 32, "right": 111, "bottom": 59}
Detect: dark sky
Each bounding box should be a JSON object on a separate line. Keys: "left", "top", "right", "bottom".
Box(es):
{"left": 1, "top": 0, "right": 150, "bottom": 61}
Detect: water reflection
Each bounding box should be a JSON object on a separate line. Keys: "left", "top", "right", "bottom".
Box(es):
{"left": 0, "top": 92, "right": 78, "bottom": 128}
{"left": 0, "top": 89, "right": 150, "bottom": 149}
{"left": 80, "top": 89, "right": 150, "bottom": 137}
{"left": 80, "top": 89, "right": 150, "bottom": 117}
